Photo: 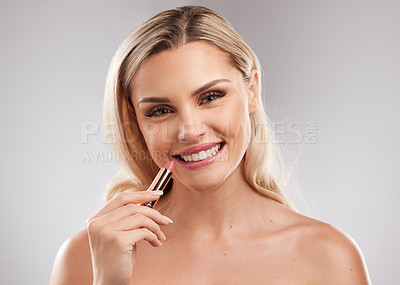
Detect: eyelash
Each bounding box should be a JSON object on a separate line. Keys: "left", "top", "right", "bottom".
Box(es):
{"left": 144, "top": 90, "right": 226, "bottom": 118}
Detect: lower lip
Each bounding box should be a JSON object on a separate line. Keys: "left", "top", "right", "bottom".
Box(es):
{"left": 174, "top": 143, "right": 225, "bottom": 170}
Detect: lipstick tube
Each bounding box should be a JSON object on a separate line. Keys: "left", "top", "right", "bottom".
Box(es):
{"left": 142, "top": 161, "right": 174, "bottom": 208}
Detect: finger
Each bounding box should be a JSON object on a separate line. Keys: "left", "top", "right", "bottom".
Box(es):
{"left": 121, "top": 228, "right": 163, "bottom": 247}
{"left": 94, "top": 202, "right": 173, "bottom": 226}
{"left": 116, "top": 213, "right": 167, "bottom": 241}
{"left": 88, "top": 191, "right": 163, "bottom": 221}
{"left": 87, "top": 218, "right": 164, "bottom": 248}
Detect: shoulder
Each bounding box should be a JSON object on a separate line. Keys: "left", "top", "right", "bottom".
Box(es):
{"left": 49, "top": 229, "right": 93, "bottom": 285}
{"left": 289, "top": 215, "right": 371, "bottom": 284}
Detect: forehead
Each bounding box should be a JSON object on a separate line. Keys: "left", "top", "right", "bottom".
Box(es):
{"left": 130, "top": 42, "right": 241, "bottom": 100}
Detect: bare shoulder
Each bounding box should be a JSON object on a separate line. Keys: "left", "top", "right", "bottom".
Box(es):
{"left": 287, "top": 212, "right": 371, "bottom": 284}
{"left": 49, "top": 229, "right": 93, "bottom": 285}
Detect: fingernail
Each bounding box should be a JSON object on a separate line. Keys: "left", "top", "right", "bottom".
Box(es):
{"left": 161, "top": 232, "right": 167, "bottom": 240}
{"left": 150, "top": 190, "right": 163, "bottom": 196}
{"left": 162, "top": 215, "right": 173, "bottom": 224}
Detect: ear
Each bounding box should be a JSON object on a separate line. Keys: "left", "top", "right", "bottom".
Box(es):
{"left": 247, "top": 69, "right": 260, "bottom": 114}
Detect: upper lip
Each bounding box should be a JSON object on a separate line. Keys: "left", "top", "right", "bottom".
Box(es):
{"left": 173, "top": 142, "right": 224, "bottom": 156}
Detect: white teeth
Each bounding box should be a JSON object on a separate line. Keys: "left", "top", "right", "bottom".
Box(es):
{"left": 180, "top": 143, "right": 222, "bottom": 163}
{"left": 192, "top": 153, "right": 200, "bottom": 162}
{"left": 199, "top": 151, "right": 207, "bottom": 160}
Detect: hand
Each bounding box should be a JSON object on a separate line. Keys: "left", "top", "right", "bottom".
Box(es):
{"left": 86, "top": 191, "right": 173, "bottom": 285}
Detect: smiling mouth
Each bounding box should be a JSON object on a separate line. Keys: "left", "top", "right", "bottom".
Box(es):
{"left": 173, "top": 142, "right": 225, "bottom": 163}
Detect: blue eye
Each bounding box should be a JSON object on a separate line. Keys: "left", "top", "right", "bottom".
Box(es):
{"left": 144, "top": 106, "right": 174, "bottom": 117}
{"left": 199, "top": 91, "right": 225, "bottom": 105}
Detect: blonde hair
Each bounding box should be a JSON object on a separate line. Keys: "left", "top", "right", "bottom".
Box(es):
{"left": 103, "top": 5, "right": 294, "bottom": 209}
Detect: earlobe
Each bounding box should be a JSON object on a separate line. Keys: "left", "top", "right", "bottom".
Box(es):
{"left": 247, "top": 69, "right": 260, "bottom": 114}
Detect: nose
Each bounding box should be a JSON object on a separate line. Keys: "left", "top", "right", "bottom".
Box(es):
{"left": 177, "top": 108, "right": 205, "bottom": 142}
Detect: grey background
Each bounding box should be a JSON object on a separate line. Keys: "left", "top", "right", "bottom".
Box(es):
{"left": 1, "top": 0, "right": 399, "bottom": 284}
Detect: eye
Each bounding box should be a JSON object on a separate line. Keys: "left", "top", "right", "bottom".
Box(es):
{"left": 144, "top": 105, "right": 174, "bottom": 117}
{"left": 199, "top": 91, "right": 226, "bottom": 105}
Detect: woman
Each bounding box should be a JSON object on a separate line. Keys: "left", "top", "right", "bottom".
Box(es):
{"left": 50, "top": 5, "right": 370, "bottom": 284}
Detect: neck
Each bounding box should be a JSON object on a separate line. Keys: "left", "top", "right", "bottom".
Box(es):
{"left": 156, "top": 162, "right": 273, "bottom": 240}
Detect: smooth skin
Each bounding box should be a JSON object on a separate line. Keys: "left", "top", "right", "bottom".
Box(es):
{"left": 50, "top": 42, "right": 370, "bottom": 284}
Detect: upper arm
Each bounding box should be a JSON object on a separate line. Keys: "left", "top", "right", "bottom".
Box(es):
{"left": 49, "top": 229, "right": 93, "bottom": 285}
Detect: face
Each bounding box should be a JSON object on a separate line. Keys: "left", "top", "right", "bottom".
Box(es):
{"left": 130, "top": 41, "right": 259, "bottom": 192}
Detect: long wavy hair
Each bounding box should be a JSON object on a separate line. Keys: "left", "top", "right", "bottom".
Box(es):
{"left": 103, "top": 5, "right": 294, "bottom": 209}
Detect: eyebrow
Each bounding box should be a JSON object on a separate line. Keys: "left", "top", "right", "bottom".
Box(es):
{"left": 190, "top": 78, "right": 231, "bottom": 97}
{"left": 136, "top": 78, "right": 231, "bottom": 106}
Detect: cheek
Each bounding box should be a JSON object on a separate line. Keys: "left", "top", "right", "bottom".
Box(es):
{"left": 142, "top": 120, "right": 180, "bottom": 143}
{"left": 139, "top": 121, "right": 176, "bottom": 163}
{"left": 143, "top": 135, "right": 168, "bottom": 165}
{"left": 219, "top": 100, "right": 252, "bottom": 140}
{"left": 140, "top": 124, "right": 159, "bottom": 150}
